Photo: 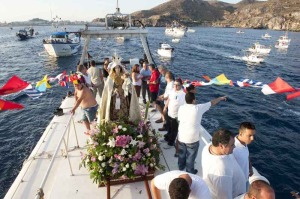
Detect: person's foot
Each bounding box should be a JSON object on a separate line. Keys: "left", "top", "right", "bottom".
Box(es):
{"left": 143, "top": 99, "right": 146, "bottom": 104}
{"left": 158, "top": 127, "right": 167, "bottom": 131}
{"left": 191, "top": 169, "right": 198, "bottom": 174}
{"left": 174, "top": 153, "right": 179, "bottom": 158}
{"left": 155, "top": 118, "right": 163, "bottom": 123}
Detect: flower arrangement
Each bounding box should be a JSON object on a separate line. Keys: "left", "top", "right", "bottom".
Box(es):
{"left": 80, "top": 120, "right": 164, "bottom": 186}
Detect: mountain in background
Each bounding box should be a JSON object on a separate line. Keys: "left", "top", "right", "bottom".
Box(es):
{"left": 215, "top": 0, "right": 300, "bottom": 31}
{"left": 130, "top": 0, "right": 300, "bottom": 31}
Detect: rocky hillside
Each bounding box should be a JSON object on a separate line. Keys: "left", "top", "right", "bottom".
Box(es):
{"left": 214, "top": 0, "right": 300, "bottom": 31}
{"left": 131, "top": 0, "right": 235, "bottom": 26}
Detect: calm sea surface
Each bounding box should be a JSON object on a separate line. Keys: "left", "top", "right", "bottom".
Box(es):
{"left": 0, "top": 26, "right": 299, "bottom": 198}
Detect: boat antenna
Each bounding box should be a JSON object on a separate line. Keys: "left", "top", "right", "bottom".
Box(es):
{"left": 116, "top": 0, "right": 120, "bottom": 14}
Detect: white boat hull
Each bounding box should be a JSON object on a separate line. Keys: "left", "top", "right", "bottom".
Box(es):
{"left": 248, "top": 48, "right": 271, "bottom": 54}
{"left": 157, "top": 49, "right": 174, "bottom": 58}
{"left": 43, "top": 43, "right": 80, "bottom": 57}
{"left": 165, "top": 28, "right": 185, "bottom": 37}
{"left": 242, "top": 55, "right": 264, "bottom": 63}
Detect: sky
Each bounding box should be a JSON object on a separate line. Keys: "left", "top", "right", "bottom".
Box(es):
{"left": 0, "top": 0, "right": 241, "bottom": 23}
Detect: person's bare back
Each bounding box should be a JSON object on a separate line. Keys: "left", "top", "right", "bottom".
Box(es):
{"left": 76, "top": 86, "right": 97, "bottom": 109}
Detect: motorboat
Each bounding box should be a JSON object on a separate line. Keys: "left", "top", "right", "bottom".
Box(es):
{"left": 165, "top": 21, "right": 186, "bottom": 37}
{"left": 157, "top": 43, "right": 174, "bottom": 58}
{"left": 171, "top": 38, "right": 180, "bottom": 43}
{"left": 248, "top": 42, "right": 271, "bottom": 54}
{"left": 43, "top": 32, "right": 81, "bottom": 57}
{"left": 236, "top": 30, "right": 245, "bottom": 34}
{"left": 16, "top": 27, "right": 34, "bottom": 40}
{"left": 261, "top": 33, "right": 271, "bottom": 39}
{"left": 187, "top": 28, "right": 195, "bottom": 33}
{"left": 242, "top": 52, "right": 264, "bottom": 63}
{"left": 275, "top": 33, "right": 291, "bottom": 49}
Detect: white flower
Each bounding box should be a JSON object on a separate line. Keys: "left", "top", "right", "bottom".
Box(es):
{"left": 101, "top": 163, "right": 106, "bottom": 167}
{"left": 126, "top": 163, "right": 129, "bottom": 168}
{"left": 137, "top": 135, "right": 143, "bottom": 138}
{"left": 107, "top": 137, "right": 116, "bottom": 148}
{"left": 128, "top": 154, "right": 132, "bottom": 158}
{"left": 125, "top": 145, "right": 129, "bottom": 148}
{"left": 150, "top": 163, "right": 154, "bottom": 167}
{"left": 98, "top": 155, "right": 104, "bottom": 161}
{"left": 123, "top": 167, "right": 127, "bottom": 171}
{"left": 131, "top": 163, "right": 137, "bottom": 170}
{"left": 118, "top": 125, "right": 122, "bottom": 129}
{"left": 109, "top": 157, "right": 113, "bottom": 163}
{"left": 102, "top": 132, "right": 106, "bottom": 136}
{"left": 129, "top": 139, "right": 138, "bottom": 146}
{"left": 122, "top": 127, "right": 127, "bottom": 131}
{"left": 147, "top": 153, "right": 151, "bottom": 157}
{"left": 120, "top": 149, "right": 127, "bottom": 156}
{"left": 99, "top": 168, "right": 103, "bottom": 173}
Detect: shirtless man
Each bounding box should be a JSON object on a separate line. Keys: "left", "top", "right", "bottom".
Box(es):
{"left": 71, "top": 78, "right": 98, "bottom": 131}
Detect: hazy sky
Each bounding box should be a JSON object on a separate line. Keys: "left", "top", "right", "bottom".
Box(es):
{"left": 0, "top": 0, "right": 241, "bottom": 22}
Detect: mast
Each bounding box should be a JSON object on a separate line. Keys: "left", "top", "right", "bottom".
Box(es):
{"left": 116, "top": 0, "right": 120, "bottom": 14}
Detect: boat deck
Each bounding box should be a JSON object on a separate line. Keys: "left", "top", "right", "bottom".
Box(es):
{"left": 4, "top": 96, "right": 210, "bottom": 199}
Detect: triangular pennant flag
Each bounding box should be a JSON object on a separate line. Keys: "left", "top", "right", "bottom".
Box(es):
{"left": 287, "top": 91, "right": 300, "bottom": 100}
{"left": 36, "top": 75, "right": 51, "bottom": 92}
{"left": 0, "top": 99, "right": 24, "bottom": 111}
{"left": 261, "top": 77, "right": 296, "bottom": 95}
{"left": 0, "top": 75, "right": 30, "bottom": 95}
{"left": 211, "top": 74, "right": 231, "bottom": 85}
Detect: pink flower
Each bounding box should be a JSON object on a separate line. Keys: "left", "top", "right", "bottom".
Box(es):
{"left": 112, "top": 126, "right": 119, "bottom": 134}
{"left": 134, "top": 164, "right": 148, "bottom": 175}
{"left": 138, "top": 141, "right": 145, "bottom": 148}
{"left": 115, "top": 135, "right": 128, "bottom": 147}
{"left": 143, "top": 148, "right": 150, "bottom": 154}
{"left": 91, "top": 156, "right": 96, "bottom": 162}
{"left": 132, "top": 150, "right": 142, "bottom": 161}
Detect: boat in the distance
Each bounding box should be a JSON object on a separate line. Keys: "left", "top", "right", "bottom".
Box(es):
{"left": 261, "top": 33, "right": 272, "bottom": 39}
{"left": 242, "top": 52, "right": 264, "bottom": 63}
{"left": 16, "top": 27, "right": 34, "bottom": 40}
{"left": 275, "top": 33, "right": 291, "bottom": 49}
{"left": 165, "top": 21, "right": 186, "bottom": 37}
{"left": 157, "top": 43, "right": 174, "bottom": 58}
{"left": 236, "top": 29, "right": 245, "bottom": 34}
{"left": 43, "top": 31, "right": 81, "bottom": 57}
{"left": 187, "top": 28, "right": 195, "bottom": 33}
{"left": 171, "top": 38, "right": 180, "bottom": 43}
{"left": 248, "top": 42, "right": 271, "bottom": 54}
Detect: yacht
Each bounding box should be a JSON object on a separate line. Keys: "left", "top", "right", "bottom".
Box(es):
{"left": 275, "top": 33, "right": 291, "bottom": 49}
{"left": 242, "top": 52, "right": 264, "bottom": 63}
{"left": 157, "top": 43, "right": 174, "bottom": 58}
{"left": 171, "top": 38, "right": 180, "bottom": 43}
{"left": 248, "top": 42, "right": 271, "bottom": 54}
{"left": 165, "top": 21, "right": 186, "bottom": 37}
{"left": 261, "top": 33, "right": 272, "bottom": 39}
{"left": 43, "top": 32, "right": 81, "bottom": 57}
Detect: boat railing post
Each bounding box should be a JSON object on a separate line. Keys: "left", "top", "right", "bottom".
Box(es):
{"left": 79, "top": 35, "right": 91, "bottom": 65}
{"left": 71, "top": 117, "right": 80, "bottom": 148}
{"left": 62, "top": 137, "right": 74, "bottom": 176}
{"left": 34, "top": 115, "right": 73, "bottom": 199}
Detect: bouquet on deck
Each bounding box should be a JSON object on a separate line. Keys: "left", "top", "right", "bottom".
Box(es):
{"left": 80, "top": 120, "right": 164, "bottom": 185}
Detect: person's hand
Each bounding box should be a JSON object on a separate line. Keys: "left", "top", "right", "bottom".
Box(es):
{"left": 220, "top": 96, "right": 227, "bottom": 101}
{"left": 70, "top": 109, "right": 75, "bottom": 115}
{"left": 147, "top": 80, "right": 150, "bottom": 84}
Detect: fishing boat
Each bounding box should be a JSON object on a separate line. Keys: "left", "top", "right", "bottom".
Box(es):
{"left": 43, "top": 31, "right": 81, "bottom": 57}
{"left": 242, "top": 52, "right": 264, "bottom": 63}
{"left": 165, "top": 21, "right": 186, "bottom": 37}
{"left": 248, "top": 42, "right": 271, "bottom": 54}
{"left": 275, "top": 33, "right": 291, "bottom": 49}
{"left": 157, "top": 43, "right": 174, "bottom": 58}
{"left": 236, "top": 30, "right": 245, "bottom": 34}
{"left": 261, "top": 33, "right": 271, "bottom": 39}
{"left": 171, "top": 38, "right": 180, "bottom": 43}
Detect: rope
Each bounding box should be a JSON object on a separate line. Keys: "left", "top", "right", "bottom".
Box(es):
{"left": 36, "top": 188, "right": 44, "bottom": 199}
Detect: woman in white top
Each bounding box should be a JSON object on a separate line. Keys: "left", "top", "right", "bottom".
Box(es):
{"left": 131, "top": 64, "right": 143, "bottom": 97}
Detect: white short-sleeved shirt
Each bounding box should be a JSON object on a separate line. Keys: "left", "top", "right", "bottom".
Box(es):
{"left": 167, "top": 90, "right": 186, "bottom": 118}
{"left": 178, "top": 102, "right": 211, "bottom": 143}
{"left": 233, "top": 136, "right": 250, "bottom": 181}
{"left": 154, "top": 170, "right": 212, "bottom": 199}
{"left": 202, "top": 144, "right": 246, "bottom": 199}
{"left": 163, "top": 81, "right": 174, "bottom": 102}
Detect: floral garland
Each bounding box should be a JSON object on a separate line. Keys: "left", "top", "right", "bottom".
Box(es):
{"left": 80, "top": 120, "right": 164, "bottom": 185}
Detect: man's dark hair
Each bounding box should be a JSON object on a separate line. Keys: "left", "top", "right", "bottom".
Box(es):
{"left": 169, "top": 178, "right": 190, "bottom": 199}
{"left": 212, "top": 128, "right": 234, "bottom": 147}
{"left": 186, "top": 85, "right": 195, "bottom": 93}
{"left": 239, "top": 122, "right": 256, "bottom": 131}
{"left": 185, "top": 92, "right": 195, "bottom": 104}
{"left": 175, "top": 78, "right": 183, "bottom": 85}
{"left": 91, "top": 60, "right": 96, "bottom": 66}
{"left": 149, "top": 64, "right": 156, "bottom": 69}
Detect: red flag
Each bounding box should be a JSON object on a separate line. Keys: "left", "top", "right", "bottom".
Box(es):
{"left": 0, "top": 75, "right": 30, "bottom": 95}
{"left": 261, "top": 77, "right": 296, "bottom": 95}
{"left": 287, "top": 91, "right": 300, "bottom": 100}
{"left": 202, "top": 75, "right": 211, "bottom": 82}
{"left": 0, "top": 99, "right": 24, "bottom": 111}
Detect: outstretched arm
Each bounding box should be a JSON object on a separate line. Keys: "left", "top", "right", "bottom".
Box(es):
{"left": 211, "top": 96, "right": 227, "bottom": 106}
{"left": 151, "top": 179, "right": 162, "bottom": 199}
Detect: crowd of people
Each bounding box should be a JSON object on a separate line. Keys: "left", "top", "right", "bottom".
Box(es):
{"left": 70, "top": 55, "right": 275, "bottom": 199}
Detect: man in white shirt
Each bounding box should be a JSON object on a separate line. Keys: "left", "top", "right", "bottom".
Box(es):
{"left": 202, "top": 129, "right": 247, "bottom": 199}
{"left": 177, "top": 92, "right": 227, "bottom": 174}
{"left": 163, "top": 78, "right": 186, "bottom": 147}
{"left": 151, "top": 170, "right": 212, "bottom": 199}
{"left": 233, "top": 122, "right": 256, "bottom": 189}
{"left": 87, "top": 60, "right": 104, "bottom": 98}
